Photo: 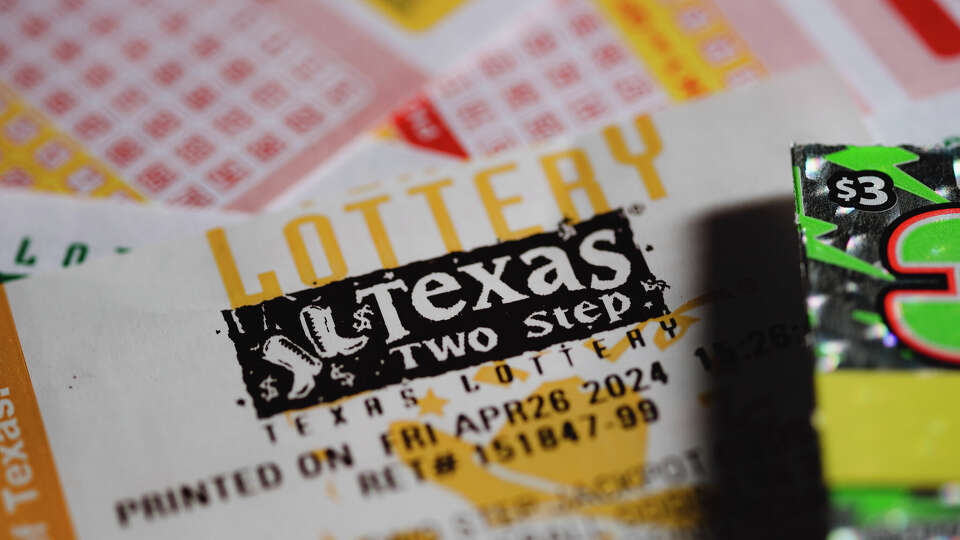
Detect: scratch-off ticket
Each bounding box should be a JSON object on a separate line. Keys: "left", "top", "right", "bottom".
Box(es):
{"left": 794, "top": 144, "right": 960, "bottom": 537}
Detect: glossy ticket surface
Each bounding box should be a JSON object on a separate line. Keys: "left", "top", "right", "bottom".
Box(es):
{"left": 794, "top": 144, "right": 960, "bottom": 536}
{"left": 0, "top": 66, "right": 867, "bottom": 539}
{"left": 0, "top": 0, "right": 522, "bottom": 210}
{"left": 280, "top": 0, "right": 960, "bottom": 204}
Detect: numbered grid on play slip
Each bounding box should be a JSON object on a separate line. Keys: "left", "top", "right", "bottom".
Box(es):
{"left": 426, "top": 0, "right": 669, "bottom": 157}
{"left": 0, "top": 0, "right": 373, "bottom": 206}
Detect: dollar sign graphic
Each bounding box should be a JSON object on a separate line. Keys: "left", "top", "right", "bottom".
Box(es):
{"left": 259, "top": 375, "right": 279, "bottom": 402}
{"left": 353, "top": 304, "right": 373, "bottom": 332}
{"left": 834, "top": 177, "right": 858, "bottom": 202}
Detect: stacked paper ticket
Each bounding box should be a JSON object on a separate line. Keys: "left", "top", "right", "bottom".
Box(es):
{"left": 6, "top": 1, "right": 960, "bottom": 538}
{"left": 4, "top": 0, "right": 960, "bottom": 210}
{"left": 279, "top": 0, "right": 960, "bottom": 204}
{"left": 0, "top": 0, "right": 530, "bottom": 209}
{"left": 0, "top": 66, "right": 868, "bottom": 539}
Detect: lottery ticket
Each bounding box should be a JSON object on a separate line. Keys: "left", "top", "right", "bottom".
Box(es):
{"left": 0, "top": 0, "right": 525, "bottom": 210}
{"left": 0, "top": 66, "right": 868, "bottom": 539}
{"left": 281, "top": 0, "right": 811, "bottom": 201}
{"left": 0, "top": 191, "right": 242, "bottom": 282}
{"left": 279, "top": 0, "right": 960, "bottom": 204}
{"left": 794, "top": 144, "right": 960, "bottom": 537}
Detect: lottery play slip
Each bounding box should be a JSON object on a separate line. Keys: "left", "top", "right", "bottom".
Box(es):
{"left": 0, "top": 0, "right": 522, "bottom": 210}
{"left": 283, "top": 0, "right": 960, "bottom": 203}
{"left": 0, "top": 68, "right": 867, "bottom": 539}
{"left": 794, "top": 144, "right": 960, "bottom": 537}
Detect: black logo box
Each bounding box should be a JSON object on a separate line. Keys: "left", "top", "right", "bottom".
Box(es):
{"left": 222, "top": 210, "right": 669, "bottom": 418}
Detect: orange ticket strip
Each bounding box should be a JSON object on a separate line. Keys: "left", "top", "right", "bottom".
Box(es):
{"left": 0, "top": 285, "right": 76, "bottom": 540}
{"left": 594, "top": 0, "right": 766, "bottom": 100}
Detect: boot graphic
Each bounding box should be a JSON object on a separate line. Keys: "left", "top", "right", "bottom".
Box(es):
{"left": 262, "top": 335, "right": 323, "bottom": 400}
{"left": 300, "top": 305, "right": 369, "bottom": 358}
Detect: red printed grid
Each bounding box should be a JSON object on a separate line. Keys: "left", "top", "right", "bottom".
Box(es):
{"left": 424, "top": 0, "right": 669, "bottom": 156}
{"left": 0, "top": 0, "right": 373, "bottom": 207}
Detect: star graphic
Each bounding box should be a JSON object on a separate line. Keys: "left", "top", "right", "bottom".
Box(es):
{"left": 418, "top": 388, "right": 449, "bottom": 417}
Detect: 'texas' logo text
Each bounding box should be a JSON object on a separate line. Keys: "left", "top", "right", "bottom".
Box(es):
{"left": 222, "top": 211, "right": 668, "bottom": 417}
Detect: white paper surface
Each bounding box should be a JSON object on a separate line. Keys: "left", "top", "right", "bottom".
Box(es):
{"left": 3, "top": 65, "right": 869, "bottom": 539}
{"left": 0, "top": 192, "right": 242, "bottom": 282}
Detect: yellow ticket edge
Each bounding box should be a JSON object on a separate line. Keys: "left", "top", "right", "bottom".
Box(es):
{"left": 816, "top": 370, "right": 960, "bottom": 486}
{"left": 362, "top": 0, "right": 468, "bottom": 32}
{"left": 0, "top": 82, "right": 143, "bottom": 201}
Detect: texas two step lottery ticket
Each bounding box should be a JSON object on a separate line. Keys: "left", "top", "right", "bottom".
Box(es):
{"left": 0, "top": 67, "right": 868, "bottom": 539}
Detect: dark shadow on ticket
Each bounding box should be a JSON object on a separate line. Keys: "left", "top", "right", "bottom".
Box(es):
{"left": 699, "top": 196, "right": 828, "bottom": 539}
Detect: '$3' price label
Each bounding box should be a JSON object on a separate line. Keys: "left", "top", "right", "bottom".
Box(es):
{"left": 827, "top": 170, "right": 897, "bottom": 211}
